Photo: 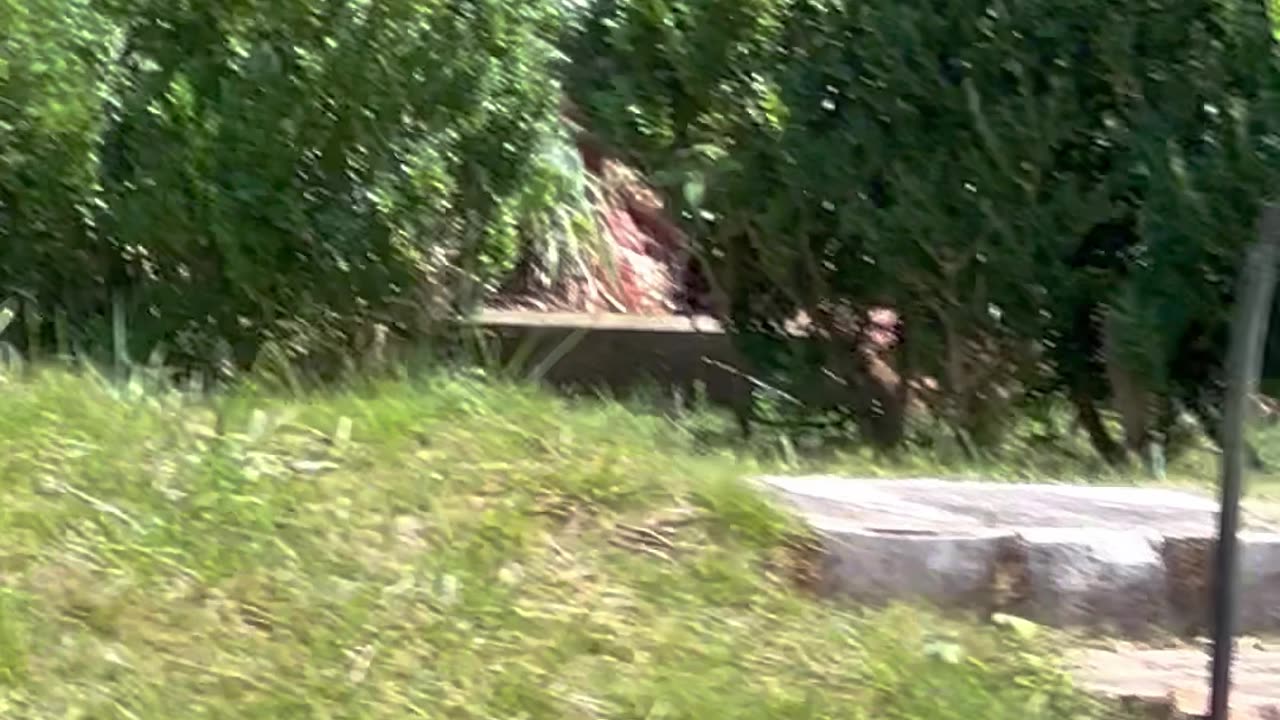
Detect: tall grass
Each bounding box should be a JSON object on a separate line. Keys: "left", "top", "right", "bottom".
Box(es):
{"left": 0, "top": 365, "right": 1132, "bottom": 719}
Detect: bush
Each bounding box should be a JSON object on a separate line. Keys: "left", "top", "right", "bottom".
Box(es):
{"left": 569, "top": 0, "right": 1280, "bottom": 457}
{"left": 0, "top": 0, "right": 118, "bottom": 322}
{"left": 2, "top": 0, "right": 568, "bottom": 371}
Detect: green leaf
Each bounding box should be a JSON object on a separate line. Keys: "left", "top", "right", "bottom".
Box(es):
{"left": 683, "top": 172, "right": 707, "bottom": 209}
{"left": 0, "top": 298, "right": 15, "bottom": 336}
{"left": 991, "top": 613, "right": 1040, "bottom": 640}
{"left": 923, "top": 640, "right": 965, "bottom": 665}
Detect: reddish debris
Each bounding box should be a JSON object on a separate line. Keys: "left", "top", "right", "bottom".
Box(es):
{"left": 496, "top": 117, "right": 710, "bottom": 316}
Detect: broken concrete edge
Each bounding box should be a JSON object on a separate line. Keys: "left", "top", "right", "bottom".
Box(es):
{"left": 753, "top": 477, "right": 1280, "bottom": 636}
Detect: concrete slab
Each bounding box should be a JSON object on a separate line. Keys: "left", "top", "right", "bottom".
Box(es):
{"left": 1241, "top": 533, "right": 1280, "bottom": 634}
{"left": 758, "top": 476, "right": 1280, "bottom": 636}
{"left": 808, "top": 517, "right": 1013, "bottom": 608}
{"left": 1016, "top": 528, "right": 1171, "bottom": 634}
{"left": 761, "top": 476, "right": 1224, "bottom": 533}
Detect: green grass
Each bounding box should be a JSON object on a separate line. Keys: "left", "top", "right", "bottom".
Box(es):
{"left": 0, "top": 368, "right": 1126, "bottom": 719}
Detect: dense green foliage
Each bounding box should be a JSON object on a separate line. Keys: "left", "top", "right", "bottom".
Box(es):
{"left": 2, "top": 0, "right": 569, "bottom": 369}
{"left": 0, "top": 0, "right": 117, "bottom": 321}
{"left": 569, "top": 0, "right": 1280, "bottom": 459}
{"left": 5, "top": 0, "right": 1280, "bottom": 460}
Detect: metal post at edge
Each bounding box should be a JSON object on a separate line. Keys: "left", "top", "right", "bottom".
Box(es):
{"left": 1209, "top": 203, "right": 1280, "bottom": 720}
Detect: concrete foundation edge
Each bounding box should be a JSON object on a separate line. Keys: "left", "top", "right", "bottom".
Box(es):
{"left": 808, "top": 522, "right": 1280, "bottom": 636}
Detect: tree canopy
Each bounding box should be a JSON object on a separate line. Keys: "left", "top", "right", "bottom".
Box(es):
{"left": 4, "top": 0, "right": 1280, "bottom": 461}
{"left": 568, "top": 0, "right": 1280, "bottom": 459}
{"left": 3, "top": 0, "right": 570, "bottom": 368}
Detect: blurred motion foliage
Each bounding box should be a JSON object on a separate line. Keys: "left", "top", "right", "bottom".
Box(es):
{"left": 2, "top": 0, "right": 569, "bottom": 370}
{"left": 0, "top": 0, "right": 117, "bottom": 324}
{"left": 568, "top": 0, "right": 1280, "bottom": 459}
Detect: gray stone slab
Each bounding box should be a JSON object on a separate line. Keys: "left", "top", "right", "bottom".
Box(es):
{"left": 1017, "top": 527, "right": 1171, "bottom": 634}
{"left": 805, "top": 514, "right": 1012, "bottom": 609}
{"left": 1240, "top": 532, "right": 1280, "bottom": 634}
{"left": 760, "top": 476, "right": 1223, "bottom": 535}
{"left": 757, "top": 476, "right": 1280, "bottom": 636}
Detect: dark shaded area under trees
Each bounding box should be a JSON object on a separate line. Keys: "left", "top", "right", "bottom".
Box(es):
{"left": 565, "top": 0, "right": 1280, "bottom": 466}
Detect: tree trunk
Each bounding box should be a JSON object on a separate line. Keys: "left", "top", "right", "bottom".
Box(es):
{"left": 1072, "top": 389, "right": 1128, "bottom": 466}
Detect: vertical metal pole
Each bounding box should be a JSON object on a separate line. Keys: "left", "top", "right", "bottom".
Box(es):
{"left": 1210, "top": 204, "right": 1280, "bottom": 720}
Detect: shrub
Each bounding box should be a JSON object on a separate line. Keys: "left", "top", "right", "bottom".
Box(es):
{"left": 3, "top": 0, "right": 569, "bottom": 371}
{"left": 570, "top": 0, "right": 1280, "bottom": 456}
{"left": 0, "top": 0, "right": 118, "bottom": 322}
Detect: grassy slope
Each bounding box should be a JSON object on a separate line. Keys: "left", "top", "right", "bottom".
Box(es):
{"left": 0, "top": 370, "right": 1123, "bottom": 718}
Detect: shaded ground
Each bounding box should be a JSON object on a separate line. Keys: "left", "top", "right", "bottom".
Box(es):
{"left": 1073, "top": 644, "right": 1280, "bottom": 719}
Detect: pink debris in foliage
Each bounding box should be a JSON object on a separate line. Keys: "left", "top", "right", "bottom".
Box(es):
{"left": 596, "top": 192, "right": 680, "bottom": 314}
{"left": 494, "top": 130, "right": 902, "bottom": 345}
{"left": 866, "top": 308, "right": 900, "bottom": 350}
{"left": 496, "top": 149, "right": 703, "bottom": 315}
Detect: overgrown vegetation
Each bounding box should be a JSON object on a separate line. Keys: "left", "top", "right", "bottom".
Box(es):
{"left": 0, "top": 369, "right": 1126, "bottom": 719}
{"left": 2, "top": 0, "right": 580, "bottom": 371}
{"left": 4, "top": 2, "right": 1280, "bottom": 714}
{"left": 5, "top": 0, "right": 1280, "bottom": 466}
{"left": 568, "top": 0, "right": 1280, "bottom": 465}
